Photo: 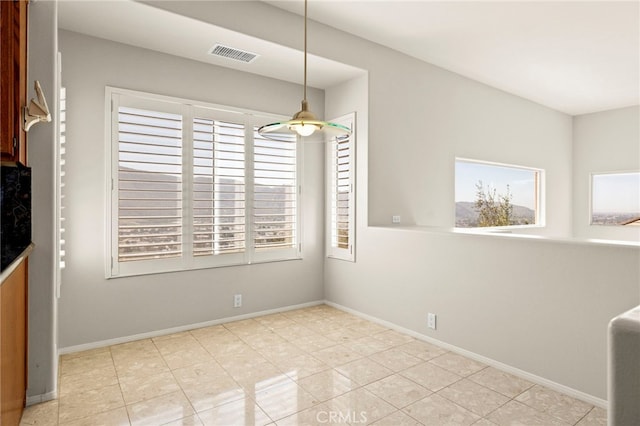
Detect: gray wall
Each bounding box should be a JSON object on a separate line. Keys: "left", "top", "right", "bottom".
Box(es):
{"left": 57, "top": 30, "right": 326, "bottom": 348}
{"left": 325, "top": 229, "right": 638, "bottom": 401}
{"left": 26, "top": 0, "right": 58, "bottom": 401}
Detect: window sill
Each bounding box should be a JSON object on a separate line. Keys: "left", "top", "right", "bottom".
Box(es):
{"left": 107, "top": 256, "right": 303, "bottom": 279}
{"left": 369, "top": 225, "right": 640, "bottom": 248}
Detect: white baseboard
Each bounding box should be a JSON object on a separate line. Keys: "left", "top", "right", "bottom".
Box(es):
{"left": 324, "top": 300, "right": 608, "bottom": 409}
{"left": 26, "top": 390, "right": 57, "bottom": 407}
{"left": 58, "top": 300, "right": 324, "bottom": 355}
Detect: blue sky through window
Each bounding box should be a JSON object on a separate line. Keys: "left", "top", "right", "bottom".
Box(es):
{"left": 455, "top": 160, "right": 537, "bottom": 210}
{"left": 592, "top": 172, "right": 640, "bottom": 214}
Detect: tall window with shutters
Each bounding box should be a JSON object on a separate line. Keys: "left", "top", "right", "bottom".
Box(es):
{"left": 192, "top": 117, "right": 246, "bottom": 258}
{"left": 116, "top": 105, "right": 183, "bottom": 264}
{"left": 107, "top": 88, "right": 301, "bottom": 277}
{"left": 326, "top": 113, "right": 355, "bottom": 261}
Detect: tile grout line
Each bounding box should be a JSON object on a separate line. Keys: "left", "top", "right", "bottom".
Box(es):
{"left": 109, "top": 347, "right": 133, "bottom": 426}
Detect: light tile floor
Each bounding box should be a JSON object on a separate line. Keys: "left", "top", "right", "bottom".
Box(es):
{"left": 20, "top": 305, "right": 607, "bottom": 426}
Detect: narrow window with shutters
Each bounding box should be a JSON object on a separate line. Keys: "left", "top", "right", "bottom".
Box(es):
{"left": 327, "top": 113, "right": 355, "bottom": 262}
{"left": 117, "top": 106, "right": 183, "bottom": 262}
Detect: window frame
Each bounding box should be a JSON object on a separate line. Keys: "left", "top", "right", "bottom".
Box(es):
{"left": 326, "top": 112, "right": 356, "bottom": 262}
{"left": 105, "top": 87, "right": 302, "bottom": 278}
{"left": 454, "top": 157, "right": 545, "bottom": 230}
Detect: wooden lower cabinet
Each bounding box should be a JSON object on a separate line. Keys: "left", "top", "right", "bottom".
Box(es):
{"left": 0, "top": 258, "right": 28, "bottom": 426}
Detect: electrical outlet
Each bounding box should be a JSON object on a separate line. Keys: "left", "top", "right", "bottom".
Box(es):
{"left": 392, "top": 215, "right": 401, "bottom": 224}
{"left": 427, "top": 313, "right": 437, "bottom": 330}
{"left": 234, "top": 294, "right": 242, "bottom": 308}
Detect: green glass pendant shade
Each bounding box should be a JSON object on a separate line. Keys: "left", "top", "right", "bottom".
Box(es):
{"left": 257, "top": 0, "right": 351, "bottom": 142}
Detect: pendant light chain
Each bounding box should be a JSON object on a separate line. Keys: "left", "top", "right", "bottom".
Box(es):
{"left": 303, "top": 0, "right": 308, "bottom": 102}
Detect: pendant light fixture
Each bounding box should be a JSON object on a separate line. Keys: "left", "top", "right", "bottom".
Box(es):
{"left": 258, "top": 0, "right": 351, "bottom": 141}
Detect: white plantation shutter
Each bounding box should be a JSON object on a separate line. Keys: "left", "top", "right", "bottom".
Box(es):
{"left": 117, "top": 105, "right": 183, "bottom": 263}
{"left": 333, "top": 135, "right": 351, "bottom": 249}
{"left": 108, "top": 88, "right": 301, "bottom": 277}
{"left": 58, "top": 86, "right": 66, "bottom": 270}
{"left": 193, "top": 118, "right": 246, "bottom": 257}
{"left": 253, "top": 130, "right": 298, "bottom": 256}
{"left": 327, "top": 113, "right": 355, "bottom": 261}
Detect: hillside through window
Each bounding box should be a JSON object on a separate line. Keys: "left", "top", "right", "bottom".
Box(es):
{"left": 455, "top": 159, "right": 542, "bottom": 228}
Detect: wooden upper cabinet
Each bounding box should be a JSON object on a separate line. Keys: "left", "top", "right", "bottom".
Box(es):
{"left": 1, "top": 0, "right": 28, "bottom": 165}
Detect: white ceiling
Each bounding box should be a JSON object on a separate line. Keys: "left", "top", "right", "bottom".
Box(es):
{"left": 267, "top": 0, "right": 639, "bottom": 116}
{"left": 58, "top": 0, "right": 639, "bottom": 116}
{"left": 57, "top": 0, "right": 364, "bottom": 89}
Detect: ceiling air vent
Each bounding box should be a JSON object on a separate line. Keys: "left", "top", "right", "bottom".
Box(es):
{"left": 209, "top": 44, "right": 259, "bottom": 63}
